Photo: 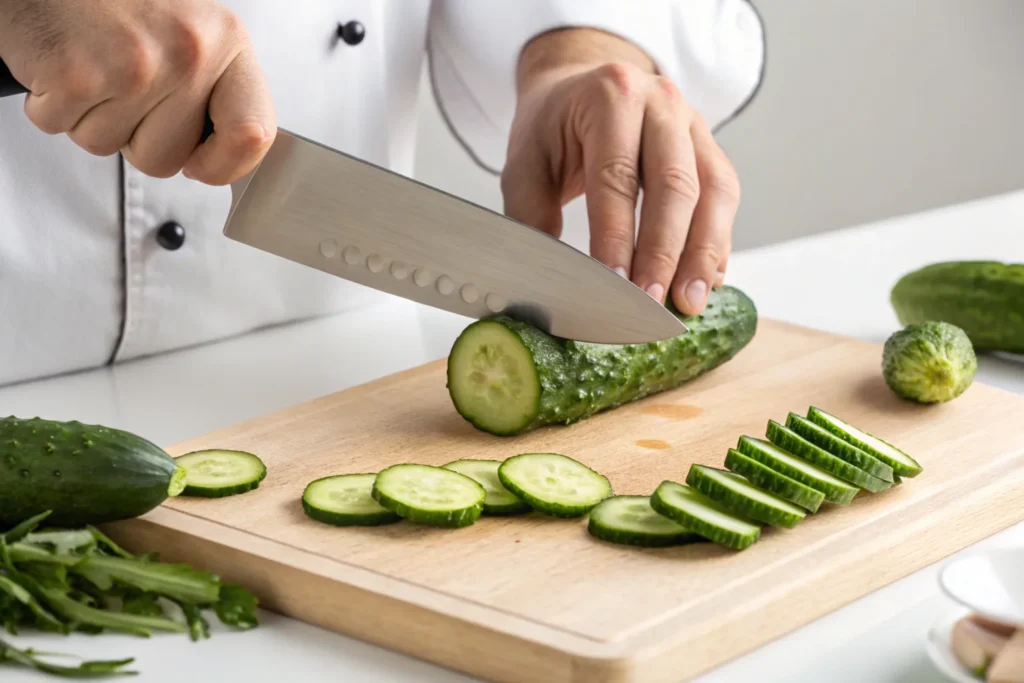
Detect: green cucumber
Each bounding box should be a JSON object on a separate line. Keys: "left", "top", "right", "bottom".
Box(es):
{"left": 889, "top": 261, "right": 1024, "bottom": 354}
{"left": 785, "top": 414, "right": 894, "bottom": 481}
{"left": 765, "top": 421, "right": 884, "bottom": 492}
{"left": 175, "top": 449, "right": 267, "bottom": 498}
{"left": 736, "top": 436, "right": 859, "bottom": 505}
{"left": 446, "top": 285, "right": 757, "bottom": 435}
{"left": 0, "top": 416, "right": 186, "bottom": 528}
{"left": 302, "top": 474, "right": 401, "bottom": 526}
{"left": 442, "top": 459, "right": 530, "bottom": 515}
{"left": 650, "top": 481, "right": 760, "bottom": 550}
{"left": 686, "top": 465, "right": 806, "bottom": 529}
{"left": 723, "top": 449, "right": 825, "bottom": 513}
{"left": 371, "top": 464, "right": 486, "bottom": 528}
{"left": 497, "top": 453, "right": 613, "bottom": 517}
{"left": 806, "top": 406, "right": 923, "bottom": 478}
{"left": 587, "top": 495, "right": 702, "bottom": 547}
{"left": 882, "top": 321, "right": 977, "bottom": 404}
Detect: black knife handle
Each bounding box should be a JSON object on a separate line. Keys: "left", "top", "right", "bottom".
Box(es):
{"left": 0, "top": 57, "right": 214, "bottom": 142}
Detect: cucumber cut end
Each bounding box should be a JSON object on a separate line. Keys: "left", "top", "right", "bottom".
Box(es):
{"left": 167, "top": 466, "right": 188, "bottom": 497}
{"left": 447, "top": 321, "right": 542, "bottom": 436}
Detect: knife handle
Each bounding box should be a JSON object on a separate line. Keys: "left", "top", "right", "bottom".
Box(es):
{"left": 0, "top": 57, "right": 215, "bottom": 142}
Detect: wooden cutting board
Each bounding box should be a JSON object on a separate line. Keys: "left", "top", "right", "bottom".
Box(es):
{"left": 103, "top": 319, "right": 1024, "bottom": 683}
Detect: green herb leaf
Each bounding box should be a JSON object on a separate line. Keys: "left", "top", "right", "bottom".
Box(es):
{"left": 72, "top": 556, "right": 220, "bottom": 605}
{"left": 0, "top": 637, "right": 137, "bottom": 678}
{"left": 120, "top": 593, "right": 164, "bottom": 618}
{"left": 0, "top": 573, "right": 65, "bottom": 632}
{"left": 85, "top": 527, "right": 135, "bottom": 560}
{"left": 214, "top": 584, "right": 259, "bottom": 630}
{"left": 24, "top": 530, "right": 97, "bottom": 556}
{"left": 3, "top": 511, "right": 52, "bottom": 543}
{"left": 179, "top": 603, "right": 210, "bottom": 642}
{"left": 8, "top": 543, "right": 83, "bottom": 567}
{"left": 38, "top": 587, "right": 185, "bottom": 637}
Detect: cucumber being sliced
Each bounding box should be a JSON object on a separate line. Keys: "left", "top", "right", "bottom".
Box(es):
{"left": 650, "top": 481, "right": 761, "bottom": 550}
{"left": 302, "top": 474, "right": 401, "bottom": 526}
{"left": 497, "top": 453, "right": 613, "bottom": 517}
{"left": 736, "top": 436, "right": 860, "bottom": 505}
{"left": 174, "top": 449, "right": 267, "bottom": 498}
{"left": 723, "top": 449, "right": 825, "bottom": 513}
{"left": 686, "top": 465, "right": 806, "bottom": 529}
{"left": 785, "top": 413, "right": 894, "bottom": 482}
{"left": 442, "top": 459, "right": 530, "bottom": 515}
{"left": 371, "top": 464, "right": 486, "bottom": 528}
{"left": 765, "top": 420, "right": 886, "bottom": 492}
{"left": 806, "top": 406, "right": 923, "bottom": 478}
{"left": 587, "top": 495, "right": 702, "bottom": 548}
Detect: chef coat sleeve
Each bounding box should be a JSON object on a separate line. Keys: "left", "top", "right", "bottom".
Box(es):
{"left": 427, "top": 0, "right": 766, "bottom": 174}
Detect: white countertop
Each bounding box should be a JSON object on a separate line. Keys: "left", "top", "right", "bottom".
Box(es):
{"left": 4, "top": 190, "right": 1024, "bottom": 682}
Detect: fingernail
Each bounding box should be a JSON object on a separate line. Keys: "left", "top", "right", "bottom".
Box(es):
{"left": 614, "top": 266, "right": 629, "bottom": 279}
{"left": 684, "top": 279, "right": 708, "bottom": 308}
{"left": 646, "top": 283, "right": 665, "bottom": 303}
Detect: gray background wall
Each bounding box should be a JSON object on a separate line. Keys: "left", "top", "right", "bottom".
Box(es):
{"left": 412, "top": 0, "right": 1024, "bottom": 254}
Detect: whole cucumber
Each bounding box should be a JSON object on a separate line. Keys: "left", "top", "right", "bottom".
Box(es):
{"left": 0, "top": 416, "right": 186, "bottom": 528}
{"left": 447, "top": 285, "right": 757, "bottom": 435}
{"left": 890, "top": 261, "right": 1024, "bottom": 354}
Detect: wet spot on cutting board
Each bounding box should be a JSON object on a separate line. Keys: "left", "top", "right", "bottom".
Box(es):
{"left": 641, "top": 404, "right": 703, "bottom": 420}
{"left": 636, "top": 439, "right": 671, "bottom": 450}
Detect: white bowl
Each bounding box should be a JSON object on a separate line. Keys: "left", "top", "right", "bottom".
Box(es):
{"left": 927, "top": 607, "right": 984, "bottom": 683}
{"left": 938, "top": 547, "right": 1024, "bottom": 628}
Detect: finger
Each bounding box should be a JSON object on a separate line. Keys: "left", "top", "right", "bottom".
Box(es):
{"left": 23, "top": 68, "right": 110, "bottom": 136}
{"left": 182, "top": 48, "right": 275, "bottom": 186}
{"left": 671, "top": 119, "right": 739, "bottom": 315}
{"left": 123, "top": 84, "right": 207, "bottom": 178}
{"left": 581, "top": 68, "right": 645, "bottom": 279}
{"left": 632, "top": 88, "right": 699, "bottom": 303}
{"left": 501, "top": 148, "right": 563, "bottom": 238}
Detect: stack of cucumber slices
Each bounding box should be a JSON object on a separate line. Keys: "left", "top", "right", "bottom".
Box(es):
{"left": 296, "top": 406, "right": 923, "bottom": 554}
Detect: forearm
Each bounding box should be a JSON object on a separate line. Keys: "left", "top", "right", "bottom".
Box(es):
{"left": 516, "top": 27, "right": 656, "bottom": 94}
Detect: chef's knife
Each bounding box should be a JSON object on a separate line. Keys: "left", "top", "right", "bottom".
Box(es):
{"left": 0, "top": 60, "right": 687, "bottom": 344}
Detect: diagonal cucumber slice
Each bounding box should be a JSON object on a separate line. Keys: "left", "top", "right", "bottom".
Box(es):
{"left": 587, "top": 495, "right": 703, "bottom": 547}
{"left": 785, "top": 413, "right": 894, "bottom": 481}
{"left": 724, "top": 449, "right": 825, "bottom": 513}
{"left": 686, "top": 465, "right": 806, "bottom": 528}
{"left": 372, "top": 464, "right": 486, "bottom": 528}
{"left": 442, "top": 459, "right": 530, "bottom": 515}
{"left": 650, "top": 481, "right": 761, "bottom": 550}
{"left": 806, "top": 407, "right": 923, "bottom": 478}
{"left": 766, "top": 420, "right": 886, "bottom": 492}
{"left": 498, "top": 453, "right": 613, "bottom": 517}
{"left": 737, "top": 436, "right": 859, "bottom": 505}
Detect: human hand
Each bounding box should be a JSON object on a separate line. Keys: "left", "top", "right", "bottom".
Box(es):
{"left": 502, "top": 29, "right": 740, "bottom": 316}
{"left": 0, "top": 0, "right": 275, "bottom": 185}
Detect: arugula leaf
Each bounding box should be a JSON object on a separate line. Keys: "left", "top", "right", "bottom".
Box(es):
{"left": 38, "top": 587, "right": 186, "bottom": 638}
{"left": 24, "top": 530, "right": 97, "bottom": 556}
{"left": 2, "top": 511, "right": 52, "bottom": 544}
{"left": 72, "top": 556, "right": 220, "bottom": 605}
{"left": 120, "top": 593, "right": 165, "bottom": 619}
{"left": 214, "top": 584, "right": 259, "bottom": 630}
{"left": 0, "top": 637, "right": 137, "bottom": 678}
{"left": 8, "top": 543, "right": 83, "bottom": 567}
{"left": 21, "top": 562, "right": 71, "bottom": 592}
{"left": 179, "top": 603, "right": 210, "bottom": 642}
{"left": 84, "top": 527, "right": 135, "bottom": 561}
{"left": 0, "top": 574, "right": 64, "bottom": 632}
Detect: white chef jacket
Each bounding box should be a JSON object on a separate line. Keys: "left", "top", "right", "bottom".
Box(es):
{"left": 0, "top": 0, "right": 765, "bottom": 387}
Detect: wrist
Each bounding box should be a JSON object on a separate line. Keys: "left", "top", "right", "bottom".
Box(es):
{"left": 516, "top": 27, "right": 656, "bottom": 96}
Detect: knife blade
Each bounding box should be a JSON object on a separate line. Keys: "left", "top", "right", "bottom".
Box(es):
{"left": 0, "top": 59, "right": 687, "bottom": 343}
{"left": 223, "top": 129, "right": 687, "bottom": 344}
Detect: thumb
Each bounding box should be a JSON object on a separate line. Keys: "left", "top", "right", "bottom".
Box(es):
{"left": 500, "top": 149, "right": 563, "bottom": 238}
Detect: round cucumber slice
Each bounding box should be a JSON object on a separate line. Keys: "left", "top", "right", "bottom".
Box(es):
{"left": 650, "top": 481, "right": 761, "bottom": 550}
{"left": 302, "top": 474, "right": 401, "bottom": 526}
{"left": 442, "top": 459, "right": 530, "bottom": 515}
{"left": 587, "top": 495, "right": 702, "bottom": 547}
{"left": 446, "top": 320, "right": 542, "bottom": 436}
{"left": 497, "top": 453, "right": 613, "bottom": 518}
{"left": 175, "top": 449, "right": 267, "bottom": 498}
{"left": 372, "top": 464, "right": 485, "bottom": 528}
{"left": 686, "top": 465, "right": 806, "bottom": 529}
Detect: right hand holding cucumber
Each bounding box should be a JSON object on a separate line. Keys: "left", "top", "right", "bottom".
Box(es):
{"left": 0, "top": 0, "right": 276, "bottom": 185}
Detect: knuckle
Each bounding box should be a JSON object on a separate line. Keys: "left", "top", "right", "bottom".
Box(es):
{"left": 660, "top": 165, "right": 701, "bottom": 205}
{"left": 687, "top": 242, "right": 726, "bottom": 271}
{"left": 644, "top": 247, "right": 681, "bottom": 276}
{"left": 654, "top": 75, "right": 682, "bottom": 102}
{"left": 703, "top": 160, "right": 741, "bottom": 204}
{"left": 120, "top": 35, "right": 157, "bottom": 95}
{"left": 593, "top": 62, "right": 643, "bottom": 100}
{"left": 595, "top": 156, "right": 640, "bottom": 201}
{"left": 171, "top": 17, "right": 209, "bottom": 75}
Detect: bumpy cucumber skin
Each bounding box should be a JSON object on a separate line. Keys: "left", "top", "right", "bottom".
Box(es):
{"left": 448, "top": 286, "right": 757, "bottom": 435}
{"left": 723, "top": 449, "right": 824, "bottom": 513}
{"left": 881, "top": 321, "right": 978, "bottom": 404}
{"left": 890, "top": 261, "right": 1024, "bottom": 354}
{"left": 302, "top": 474, "right": 402, "bottom": 527}
{"left": 805, "top": 406, "right": 923, "bottom": 478}
{"left": 737, "top": 436, "right": 859, "bottom": 505}
{"left": 650, "top": 481, "right": 760, "bottom": 551}
{"left": 497, "top": 453, "right": 613, "bottom": 518}
{"left": 765, "top": 420, "right": 877, "bottom": 490}
{"left": 587, "top": 496, "right": 703, "bottom": 548}
{"left": 686, "top": 465, "right": 805, "bottom": 529}
{"left": 176, "top": 449, "right": 268, "bottom": 498}
{"left": 784, "top": 414, "right": 894, "bottom": 481}
{"left": 0, "top": 416, "right": 185, "bottom": 528}
{"left": 371, "top": 465, "right": 485, "bottom": 528}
